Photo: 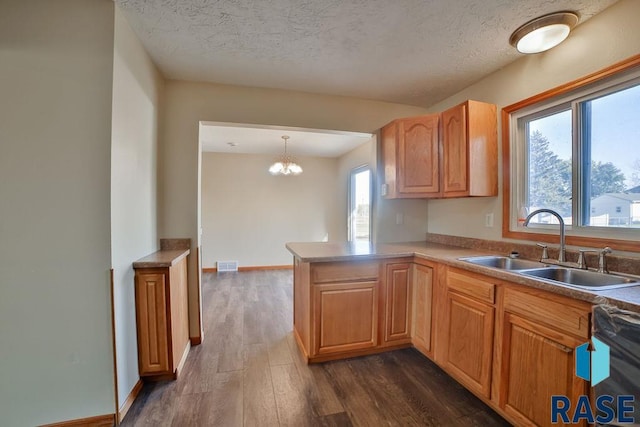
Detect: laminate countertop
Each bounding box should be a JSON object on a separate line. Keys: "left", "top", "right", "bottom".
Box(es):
{"left": 286, "top": 241, "right": 640, "bottom": 313}
{"left": 133, "top": 249, "right": 190, "bottom": 269}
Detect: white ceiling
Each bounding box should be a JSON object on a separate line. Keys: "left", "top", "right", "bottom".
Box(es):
{"left": 117, "top": 0, "right": 617, "bottom": 107}
{"left": 200, "top": 122, "right": 372, "bottom": 157}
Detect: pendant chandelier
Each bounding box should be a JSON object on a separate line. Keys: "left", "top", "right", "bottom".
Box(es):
{"left": 269, "top": 135, "right": 303, "bottom": 175}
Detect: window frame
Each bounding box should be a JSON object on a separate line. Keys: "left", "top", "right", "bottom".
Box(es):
{"left": 502, "top": 54, "right": 640, "bottom": 252}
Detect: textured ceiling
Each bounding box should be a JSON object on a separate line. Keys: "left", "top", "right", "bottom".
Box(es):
{"left": 117, "top": 0, "right": 617, "bottom": 107}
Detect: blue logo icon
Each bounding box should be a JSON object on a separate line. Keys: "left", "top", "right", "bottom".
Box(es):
{"left": 575, "top": 337, "right": 610, "bottom": 385}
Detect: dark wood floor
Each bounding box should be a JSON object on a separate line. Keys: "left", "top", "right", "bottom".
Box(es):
{"left": 122, "top": 270, "right": 511, "bottom": 426}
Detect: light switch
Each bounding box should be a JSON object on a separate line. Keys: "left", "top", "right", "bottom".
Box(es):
{"left": 485, "top": 213, "right": 494, "bottom": 227}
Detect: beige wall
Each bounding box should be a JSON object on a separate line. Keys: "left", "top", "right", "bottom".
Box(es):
{"left": 0, "top": 1, "right": 116, "bottom": 425}
{"left": 160, "top": 80, "right": 427, "bottom": 337}
{"left": 425, "top": 0, "right": 640, "bottom": 245}
{"left": 111, "top": 7, "right": 164, "bottom": 410}
{"left": 201, "top": 153, "right": 340, "bottom": 267}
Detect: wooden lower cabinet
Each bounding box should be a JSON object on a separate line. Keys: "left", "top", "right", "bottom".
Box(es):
{"left": 499, "top": 312, "right": 585, "bottom": 427}
{"left": 135, "top": 272, "right": 170, "bottom": 374}
{"left": 411, "top": 262, "right": 434, "bottom": 356}
{"left": 300, "top": 260, "right": 383, "bottom": 361}
{"left": 292, "top": 256, "right": 596, "bottom": 427}
{"left": 439, "top": 269, "right": 592, "bottom": 426}
{"left": 134, "top": 255, "right": 190, "bottom": 379}
{"left": 382, "top": 262, "right": 412, "bottom": 346}
{"left": 495, "top": 287, "right": 591, "bottom": 427}
{"left": 293, "top": 258, "right": 417, "bottom": 362}
{"left": 313, "top": 281, "right": 379, "bottom": 355}
{"left": 441, "top": 268, "right": 495, "bottom": 398}
{"left": 443, "top": 290, "right": 494, "bottom": 398}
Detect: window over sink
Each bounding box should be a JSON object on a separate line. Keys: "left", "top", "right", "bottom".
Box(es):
{"left": 504, "top": 56, "right": 640, "bottom": 251}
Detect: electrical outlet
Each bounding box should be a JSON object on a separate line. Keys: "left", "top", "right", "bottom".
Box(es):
{"left": 396, "top": 213, "right": 404, "bottom": 225}
{"left": 485, "top": 213, "right": 494, "bottom": 227}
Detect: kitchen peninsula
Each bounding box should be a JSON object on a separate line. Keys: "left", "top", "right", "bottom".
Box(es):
{"left": 287, "top": 240, "right": 640, "bottom": 427}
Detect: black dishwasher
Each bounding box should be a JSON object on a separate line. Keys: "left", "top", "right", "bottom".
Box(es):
{"left": 593, "top": 304, "right": 640, "bottom": 426}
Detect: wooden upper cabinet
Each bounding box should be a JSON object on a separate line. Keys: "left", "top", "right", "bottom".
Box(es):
{"left": 441, "top": 100, "right": 498, "bottom": 197}
{"left": 382, "top": 114, "right": 440, "bottom": 198}
{"left": 398, "top": 115, "right": 440, "bottom": 196}
{"left": 381, "top": 100, "right": 496, "bottom": 199}
{"left": 441, "top": 103, "right": 467, "bottom": 194}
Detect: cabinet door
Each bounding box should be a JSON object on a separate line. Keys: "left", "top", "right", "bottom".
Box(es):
{"left": 135, "top": 272, "right": 170, "bottom": 375}
{"left": 397, "top": 115, "right": 440, "bottom": 196}
{"left": 169, "top": 257, "right": 190, "bottom": 372}
{"left": 441, "top": 103, "right": 468, "bottom": 196}
{"left": 412, "top": 264, "right": 433, "bottom": 356}
{"left": 499, "top": 312, "right": 587, "bottom": 427}
{"left": 383, "top": 263, "right": 412, "bottom": 345}
{"left": 443, "top": 291, "right": 494, "bottom": 398}
{"left": 313, "top": 281, "right": 378, "bottom": 356}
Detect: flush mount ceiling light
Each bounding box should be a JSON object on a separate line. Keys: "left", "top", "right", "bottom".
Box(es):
{"left": 509, "top": 11, "right": 579, "bottom": 54}
{"left": 269, "top": 135, "right": 303, "bottom": 176}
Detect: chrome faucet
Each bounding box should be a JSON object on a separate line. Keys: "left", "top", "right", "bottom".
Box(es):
{"left": 598, "top": 247, "right": 612, "bottom": 274}
{"left": 523, "top": 208, "right": 566, "bottom": 263}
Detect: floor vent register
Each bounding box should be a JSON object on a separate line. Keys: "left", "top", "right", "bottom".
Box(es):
{"left": 217, "top": 261, "right": 239, "bottom": 272}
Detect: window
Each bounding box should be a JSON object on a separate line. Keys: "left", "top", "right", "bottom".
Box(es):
{"left": 348, "top": 166, "right": 371, "bottom": 242}
{"left": 504, "top": 56, "right": 640, "bottom": 251}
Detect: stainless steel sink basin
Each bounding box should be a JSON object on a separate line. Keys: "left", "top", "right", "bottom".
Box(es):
{"left": 459, "top": 255, "right": 640, "bottom": 291}
{"left": 459, "top": 256, "right": 547, "bottom": 270}
{"left": 520, "top": 267, "right": 640, "bottom": 290}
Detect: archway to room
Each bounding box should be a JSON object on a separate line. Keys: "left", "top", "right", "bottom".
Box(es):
{"left": 196, "top": 121, "right": 374, "bottom": 278}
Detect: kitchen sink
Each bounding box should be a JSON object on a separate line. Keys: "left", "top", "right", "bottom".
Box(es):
{"left": 459, "top": 255, "right": 640, "bottom": 291}
{"left": 459, "top": 256, "right": 547, "bottom": 270}
{"left": 520, "top": 267, "right": 640, "bottom": 290}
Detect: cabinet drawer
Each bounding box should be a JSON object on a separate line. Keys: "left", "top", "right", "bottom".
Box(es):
{"left": 312, "top": 261, "right": 379, "bottom": 283}
{"left": 503, "top": 287, "right": 590, "bottom": 339}
{"left": 446, "top": 269, "right": 495, "bottom": 304}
